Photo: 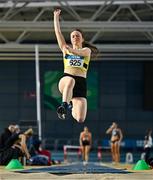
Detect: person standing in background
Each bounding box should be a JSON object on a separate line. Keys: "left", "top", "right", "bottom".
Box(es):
{"left": 79, "top": 126, "right": 92, "bottom": 165}
{"left": 144, "top": 129, "right": 152, "bottom": 164}
{"left": 106, "top": 122, "right": 123, "bottom": 164}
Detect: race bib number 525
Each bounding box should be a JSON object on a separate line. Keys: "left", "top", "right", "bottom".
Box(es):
{"left": 65, "top": 54, "right": 84, "bottom": 67}
{"left": 68, "top": 59, "right": 83, "bottom": 67}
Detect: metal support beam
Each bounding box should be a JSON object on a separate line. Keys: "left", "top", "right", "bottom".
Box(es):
{"left": 91, "top": 0, "right": 114, "bottom": 20}
{"left": 0, "top": 1, "right": 153, "bottom": 8}
{"left": 90, "top": 0, "right": 109, "bottom": 21}
{"left": 0, "top": 21, "right": 153, "bottom": 32}
{"left": 108, "top": 5, "right": 121, "bottom": 21}
{"left": 1, "top": 0, "right": 18, "bottom": 20}
{"left": 16, "top": 8, "right": 46, "bottom": 43}
{"left": 127, "top": 6, "right": 141, "bottom": 21}
{"left": 6, "top": 2, "right": 29, "bottom": 20}
{"left": 90, "top": 30, "right": 102, "bottom": 43}
{"left": 0, "top": 43, "right": 152, "bottom": 53}
{"left": 0, "top": 33, "right": 9, "bottom": 43}
{"left": 57, "top": 1, "right": 81, "bottom": 21}
{"left": 64, "top": 1, "right": 82, "bottom": 21}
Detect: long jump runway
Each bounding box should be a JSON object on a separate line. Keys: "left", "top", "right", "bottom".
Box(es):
{"left": 16, "top": 162, "right": 130, "bottom": 174}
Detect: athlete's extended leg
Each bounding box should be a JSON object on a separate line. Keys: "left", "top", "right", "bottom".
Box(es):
{"left": 57, "top": 76, "right": 75, "bottom": 119}
{"left": 71, "top": 97, "right": 87, "bottom": 123}
{"left": 114, "top": 142, "right": 120, "bottom": 163}
{"left": 59, "top": 76, "right": 75, "bottom": 103}
{"left": 81, "top": 146, "right": 85, "bottom": 161}
{"left": 85, "top": 146, "right": 90, "bottom": 162}
{"left": 111, "top": 143, "right": 116, "bottom": 163}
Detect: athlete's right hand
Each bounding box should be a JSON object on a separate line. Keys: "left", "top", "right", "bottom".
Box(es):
{"left": 54, "top": 9, "right": 61, "bottom": 16}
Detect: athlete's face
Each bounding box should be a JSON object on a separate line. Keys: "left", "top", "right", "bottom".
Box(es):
{"left": 8, "top": 125, "right": 15, "bottom": 133}
{"left": 70, "top": 31, "right": 84, "bottom": 46}
{"left": 112, "top": 122, "right": 117, "bottom": 128}
{"left": 84, "top": 127, "right": 88, "bottom": 132}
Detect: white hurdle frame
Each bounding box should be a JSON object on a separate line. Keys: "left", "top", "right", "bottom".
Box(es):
{"left": 63, "top": 145, "right": 81, "bottom": 162}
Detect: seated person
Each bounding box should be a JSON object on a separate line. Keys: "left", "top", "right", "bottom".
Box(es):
{"left": 0, "top": 128, "right": 33, "bottom": 165}
{"left": 0, "top": 125, "right": 16, "bottom": 149}
{"left": 27, "top": 136, "right": 51, "bottom": 166}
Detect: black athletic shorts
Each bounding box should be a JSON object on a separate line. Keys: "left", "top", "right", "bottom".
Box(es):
{"left": 62, "top": 73, "right": 87, "bottom": 98}
{"left": 82, "top": 140, "right": 90, "bottom": 146}
{"left": 0, "top": 146, "right": 23, "bottom": 165}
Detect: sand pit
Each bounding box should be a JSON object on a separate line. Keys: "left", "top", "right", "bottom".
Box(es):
{"left": 0, "top": 163, "right": 153, "bottom": 180}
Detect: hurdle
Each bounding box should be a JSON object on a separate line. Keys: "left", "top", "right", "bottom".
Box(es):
{"left": 97, "top": 146, "right": 102, "bottom": 161}
{"left": 63, "top": 145, "right": 82, "bottom": 162}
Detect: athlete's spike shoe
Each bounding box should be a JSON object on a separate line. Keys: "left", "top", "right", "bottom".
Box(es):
{"left": 68, "top": 101, "right": 73, "bottom": 111}
{"left": 57, "top": 103, "right": 67, "bottom": 120}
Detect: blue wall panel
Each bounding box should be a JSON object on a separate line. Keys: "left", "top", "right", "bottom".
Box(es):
{"left": 0, "top": 60, "right": 153, "bottom": 140}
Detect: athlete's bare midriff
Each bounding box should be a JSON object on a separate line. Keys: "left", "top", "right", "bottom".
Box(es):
{"left": 64, "top": 67, "right": 87, "bottom": 78}
{"left": 111, "top": 135, "right": 119, "bottom": 142}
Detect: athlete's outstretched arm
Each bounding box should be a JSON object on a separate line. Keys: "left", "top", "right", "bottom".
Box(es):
{"left": 53, "top": 9, "right": 66, "bottom": 51}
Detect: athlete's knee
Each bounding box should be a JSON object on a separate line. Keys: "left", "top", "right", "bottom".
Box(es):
{"left": 76, "top": 116, "right": 85, "bottom": 123}
{"left": 72, "top": 111, "right": 85, "bottom": 123}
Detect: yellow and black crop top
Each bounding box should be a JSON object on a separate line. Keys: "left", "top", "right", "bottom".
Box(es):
{"left": 63, "top": 50, "right": 90, "bottom": 72}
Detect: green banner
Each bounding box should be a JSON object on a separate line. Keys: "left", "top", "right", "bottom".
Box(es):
{"left": 44, "top": 71, "right": 98, "bottom": 110}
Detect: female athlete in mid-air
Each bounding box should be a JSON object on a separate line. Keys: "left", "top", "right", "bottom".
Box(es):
{"left": 53, "top": 9, "right": 98, "bottom": 123}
